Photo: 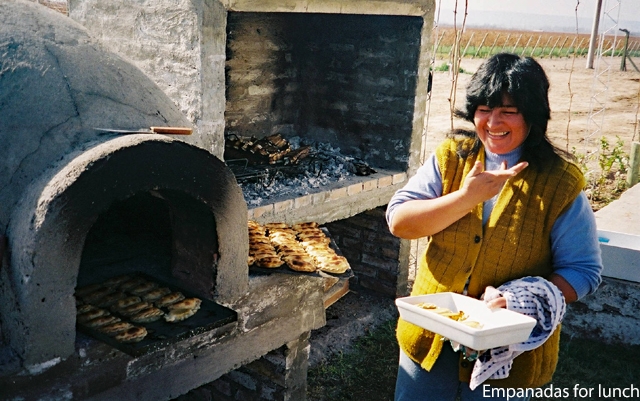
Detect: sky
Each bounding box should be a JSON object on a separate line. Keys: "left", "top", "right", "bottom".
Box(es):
{"left": 435, "top": 0, "right": 640, "bottom": 35}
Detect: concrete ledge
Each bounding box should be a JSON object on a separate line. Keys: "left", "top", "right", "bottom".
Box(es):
{"left": 247, "top": 170, "right": 406, "bottom": 225}
{"left": 563, "top": 277, "right": 640, "bottom": 346}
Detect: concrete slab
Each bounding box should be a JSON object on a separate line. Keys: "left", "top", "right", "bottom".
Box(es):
{"left": 595, "top": 183, "right": 640, "bottom": 236}
{"left": 563, "top": 183, "right": 640, "bottom": 346}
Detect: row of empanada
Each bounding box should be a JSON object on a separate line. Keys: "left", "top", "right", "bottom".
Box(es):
{"left": 247, "top": 221, "right": 349, "bottom": 274}
{"left": 75, "top": 275, "right": 203, "bottom": 342}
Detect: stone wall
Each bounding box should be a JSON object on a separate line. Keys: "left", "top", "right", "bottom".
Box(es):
{"left": 68, "top": 0, "right": 228, "bottom": 156}
{"left": 225, "top": 12, "right": 423, "bottom": 171}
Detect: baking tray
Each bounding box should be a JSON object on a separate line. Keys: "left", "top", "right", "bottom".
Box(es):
{"left": 76, "top": 273, "right": 237, "bottom": 357}
{"left": 396, "top": 292, "right": 536, "bottom": 350}
{"left": 249, "top": 227, "right": 353, "bottom": 278}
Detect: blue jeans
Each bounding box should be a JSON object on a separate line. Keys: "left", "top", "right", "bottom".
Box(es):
{"left": 395, "top": 347, "right": 532, "bottom": 401}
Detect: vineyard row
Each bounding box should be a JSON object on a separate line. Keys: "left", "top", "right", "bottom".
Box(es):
{"left": 433, "top": 29, "right": 640, "bottom": 59}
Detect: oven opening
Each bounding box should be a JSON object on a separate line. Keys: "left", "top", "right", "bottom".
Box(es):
{"left": 78, "top": 190, "right": 220, "bottom": 299}
{"left": 79, "top": 192, "right": 173, "bottom": 285}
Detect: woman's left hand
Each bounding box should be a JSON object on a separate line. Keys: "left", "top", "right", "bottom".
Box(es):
{"left": 482, "top": 285, "right": 507, "bottom": 309}
{"left": 485, "top": 296, "right": 506, "bottom": 309}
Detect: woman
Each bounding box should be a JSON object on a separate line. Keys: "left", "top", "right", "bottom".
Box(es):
{"left": 386, "top": 53, "right": 602, "bottom": 401}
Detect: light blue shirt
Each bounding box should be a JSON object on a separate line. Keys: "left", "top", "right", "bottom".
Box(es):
{"left": 386, "top": 146, "right": 602, "bottom": 299}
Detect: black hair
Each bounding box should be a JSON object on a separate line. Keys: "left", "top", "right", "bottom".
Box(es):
{"left": 453, "top": 53, "right": 566, "bottom": 167}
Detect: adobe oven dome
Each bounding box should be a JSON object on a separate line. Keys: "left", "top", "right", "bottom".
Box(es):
{"left": 0, "top": 0, "right": 191, "bottom": 228}
{"left": 0, "top": 0, "right": 248, "bottom": 371}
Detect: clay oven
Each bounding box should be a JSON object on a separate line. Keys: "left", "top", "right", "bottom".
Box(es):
{"left": 1, "top": 2, "right": 324, "bottom": 399}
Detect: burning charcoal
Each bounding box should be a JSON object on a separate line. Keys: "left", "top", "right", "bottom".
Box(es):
{"left": 285, "top": 146, "right": 311, "bottom": 165}
{"left": 353, "top": 161, "right": 376, "bottom": 176}
{"left": 241, "top": 136, "right": 258, "bottom": 151}
{"left": 250, "top": 142, "right": 266, "bottom": 155}
{"left": 264, "top": 134, "right": 289, "bottom": 150}
{"left": 227, "top": 134, "right": 244, "bottom": 150}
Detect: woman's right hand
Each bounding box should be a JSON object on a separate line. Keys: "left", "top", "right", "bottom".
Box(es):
{"left": 388, "top": 160, "right": 527, "bottom": 239}
{"left": 460, "top": 160, "right": 528, "bottom": 204}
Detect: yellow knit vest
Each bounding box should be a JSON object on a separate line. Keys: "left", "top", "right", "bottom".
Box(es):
{"left": 396, "top": 137, "right": 585, "bottom": 388}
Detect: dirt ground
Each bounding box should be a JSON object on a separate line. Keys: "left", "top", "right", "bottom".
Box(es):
{"left": 424, "top": 56, "right": 640, "bottom": 160}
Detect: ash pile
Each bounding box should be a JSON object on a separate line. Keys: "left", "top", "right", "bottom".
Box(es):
{"left": 224, "top": 134, "right": 376, "bottom": 207}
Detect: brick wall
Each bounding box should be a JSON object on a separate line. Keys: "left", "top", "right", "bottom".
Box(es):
{"left": 173, "top": 333, "right": 310, "bottom": 401}
{"left": 325, "top": 206, "right": 410, "bottom": 298}
{"left": 225, "top": 12, "right": 423, "bottom": 172}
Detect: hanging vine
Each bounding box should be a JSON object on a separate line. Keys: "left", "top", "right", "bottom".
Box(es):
{"left": 447, "top": 0, "right": 469, "bottom": 131}
{"left": 564, "top": 0, "right": 581, "bottom": 153}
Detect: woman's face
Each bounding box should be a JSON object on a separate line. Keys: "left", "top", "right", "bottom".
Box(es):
{"left": 473, "top": 94, "right": 529, "bottom": 155}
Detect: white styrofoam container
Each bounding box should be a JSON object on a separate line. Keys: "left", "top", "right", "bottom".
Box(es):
{"left": 396, "top": 292, "right": 536, "bottom": 350}
{"left": 597, "top": 230, "right": 640, "bottom": 283}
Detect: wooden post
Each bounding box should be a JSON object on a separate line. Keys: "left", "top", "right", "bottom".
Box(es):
{"left": 473, "top": 33, "right": 489, "bottom": 59}
{"left": 500, "top": 33, "right": 511, "bottom": 53}
{"left": 549, "top": 37, "right": 562, "bottom": 58}
{"left": 530, "top": 35, "right": 543, "bottom": 57}
{"left": 541, "top": 36, "right": 553, "bottom": 57}
{"left": 521, "top": 35, "right": 533, "bottom": 56}
{"left": 628, "top": 142, "right": 640, "bottom": 188}
{"left": 567, "top": 36, "right": 577, "bottom": 56}
{"left": 512, "top": 34, "right": 523, "bottom": 54}
{"left": 487, "top": 33, "right": 500, "bottom": 57}
{"left": 576, "top": 38, "right": 587, "bottom": 56}
{"left": 461, "top": 32, "right": 475, "bottom": 58}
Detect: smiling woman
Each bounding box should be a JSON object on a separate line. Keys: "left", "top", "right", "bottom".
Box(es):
{"left": 386, "top": 53, "right": 602, "bottom": 401}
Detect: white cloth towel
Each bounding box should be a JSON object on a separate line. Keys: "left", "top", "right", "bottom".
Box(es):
{"left": 468, "top": 276, "right": 566, "bottom": 390}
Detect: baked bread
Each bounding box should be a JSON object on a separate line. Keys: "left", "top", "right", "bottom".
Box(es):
{"left": 297, "top": 233, "right": 330, "bottom": 244}
{"left": 95, "top": 291, "right": 128, "bottom": 308}
{"left": 255, "top": 255, "right": 284, "bottom": 268}
{"left": 114, "top": 326, "right": 148, "bottom": 343}
{"left": 77, "top": 303, "right": 97, "bottom": 315}
{"left": 248, "top": 220, "right": 264, "bottom": 231}
{"left": 102, "top": 275, "right": 132, "bottom": 287}
{"left": 77, "top": 308, "right": 110, "bottom": 324}
{"left": 129, "top": 281, "right": 159, "bottom": 296}
{"left": 118, "top": 277, "right": 147, "bottom": 291}
{"left": 85, "top": 315, "right": 121, "bottom": 329}
{"left": 112, "top": 296, "right": 142, "bottom": 312}
{"left": 292, "top": 222, "right": 319, "bottom": 231}
{"left": 118, "top": 301, "right": 152, "bottom": 317}
{"left": 130, "top": 307, "right": 165, "bottom": 323}
{"left": 82, "top": 287, "right": 116, "bottom": 304}
{"left": 155, "top": 292, "right": 185, "bottom": 308}
{"left": 317, "top": 255, "right": 350, "bottom": 274}
{"left": 98, "top": 322, "right": 135, "bottom": 336}
{"left": 283, "top": 254, "right": 317, "bottom": 272}
{"left": 164, "top": 307, "right": 198, "bottom": 322}
{"left": 164, "top": 298, "right": 202, "bottom": 323}
{"left": 250, "top": 243, "right": 277, "bottom": 256}
{"left": 142, "top": 287, "right": 172, "bottom": 302}
{"left": 265, "top": 222, "right": 289, "bottom": 231}
{"left": 168, "top": 298, "right": 202, "bottom": 311}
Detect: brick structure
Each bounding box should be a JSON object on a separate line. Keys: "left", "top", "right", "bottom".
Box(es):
{"left": 326, "top": 207, "right": 411, "bottom": 299}
{"left": 174, "top": 333, "right": 310, "bottom": 401}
